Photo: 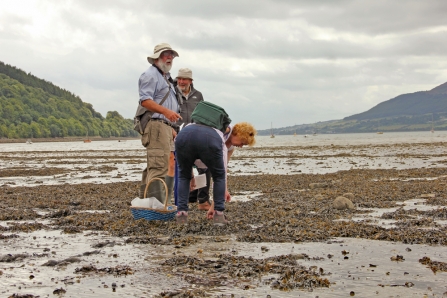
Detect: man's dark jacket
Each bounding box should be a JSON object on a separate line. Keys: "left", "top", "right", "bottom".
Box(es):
{"left": 175, "top": 83, "right": 204, "bottom": 128}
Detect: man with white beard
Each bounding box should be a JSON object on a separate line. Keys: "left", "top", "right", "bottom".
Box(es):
{"left": 137, "top": 43, "right": 182, "bottom": 203}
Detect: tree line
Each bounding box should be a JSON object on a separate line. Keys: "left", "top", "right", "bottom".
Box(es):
{"left": 0, "top": 62, "right": 138, "bottom": 139}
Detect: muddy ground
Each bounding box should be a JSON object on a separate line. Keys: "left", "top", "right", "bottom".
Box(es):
{"left": 1, "top": 141, "right": 447, "bottom": 297}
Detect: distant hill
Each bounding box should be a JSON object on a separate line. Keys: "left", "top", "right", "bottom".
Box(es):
{"left": 0, "top": 61, "right": 138, "bottom": 139}
{"left": 258, "top": 82, "right": 447, "bottom": 136}
{"left": 344, "top": 82, "right": 447, "bottom": 121}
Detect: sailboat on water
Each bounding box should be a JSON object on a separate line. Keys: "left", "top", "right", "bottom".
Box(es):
{"left": 376, "top": 119, "right": 383, "bottom": 134}
{"left": 270, "top": 122, "right": 275, "bottom": 138}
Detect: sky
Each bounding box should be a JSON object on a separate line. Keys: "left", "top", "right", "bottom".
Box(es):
{"left": 1, "top": 0, "right": 447, "bottom": 130}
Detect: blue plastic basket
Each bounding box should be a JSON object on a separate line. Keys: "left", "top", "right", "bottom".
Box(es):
{"left": 130, "top": 206, "right": 176, "bottom": 221}
{"left": 130, "top": 177, "right": 177, "bottom": 221}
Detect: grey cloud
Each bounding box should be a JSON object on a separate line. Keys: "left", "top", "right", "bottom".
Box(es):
{"left": 140, "top": 0, "right": 447, "bottom": 36}
{"left": 386, "top": 31, "right": 447, "bottom": 56}
{"left": 1, "top": 0, "right": 447, "bottom": 130}
{"left": 301, "top": 0, "right": 447, "bottom": 35}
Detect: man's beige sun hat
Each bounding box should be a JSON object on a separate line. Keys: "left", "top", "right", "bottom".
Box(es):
{"left": 147, "top": 43, "right": 179, "bottom": 64}
{"left": 176, "top": 68, "right": 193, "bottom": 80}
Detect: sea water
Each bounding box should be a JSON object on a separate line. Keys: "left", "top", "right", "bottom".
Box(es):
{"left": 0, "top": 131, "right": 446, "bottom": 188}
{"left": 0, "top": 131, "right": 446, "bottom": 152}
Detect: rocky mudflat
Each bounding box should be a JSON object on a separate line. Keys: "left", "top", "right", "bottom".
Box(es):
{"left": 1, "top": 137, "right": 447, "bottom": 297}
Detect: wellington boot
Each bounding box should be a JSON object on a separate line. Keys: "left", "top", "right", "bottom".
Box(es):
{"left": 139, "top": 184, "right": 146, "bottom": 198}
{"left": 165, "top": 176, "right": 174, "bottom": 204}
{"left": 146, "top": 180, "right": 167, "bottom": 204}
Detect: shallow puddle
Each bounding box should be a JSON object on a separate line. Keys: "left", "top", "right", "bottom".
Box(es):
{"left": 343, "top": 198, "right": 447, "bottom": 229}
{"left": 230, "top": 191, "right": 262, "bottom": 202}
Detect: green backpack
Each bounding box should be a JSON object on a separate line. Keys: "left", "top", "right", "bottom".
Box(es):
{"left": 191, "top": 101, "right": 231, "bottom": 133}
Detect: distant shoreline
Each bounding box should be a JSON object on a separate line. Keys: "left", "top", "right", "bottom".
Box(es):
{"left": 0, "top": 137, "right": 140, "bottom": 144}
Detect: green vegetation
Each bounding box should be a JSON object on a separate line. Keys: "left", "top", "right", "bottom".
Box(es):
{"left": 345, "top": 91, "right": 447, "bottom": 121}
{"left": 0, "top": 61, "right": 138, "bottom": 139}
{"left": 261, "top": 82, "right": 447, "bottom": 136}
{"left": 262, "top": 113, "right": 447, "bottom": 136}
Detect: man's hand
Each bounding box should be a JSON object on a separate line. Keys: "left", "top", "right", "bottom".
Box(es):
{"left": 164, "top": 110, "right": 182, "bottom": 122}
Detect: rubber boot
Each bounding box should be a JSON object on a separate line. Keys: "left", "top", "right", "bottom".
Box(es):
{"left": 139, "top": 184, "right": 146, "bottom": 198}
{"left": 146, "top": 180, "right": 166, "bottom": 204}
{"left": 165, "top": 176, "right": 174, "bottom": 204}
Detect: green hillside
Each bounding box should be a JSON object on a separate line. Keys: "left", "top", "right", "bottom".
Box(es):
{"left": 260, "top": 112, "right": 447, "bottom": 136}
{"left": 0, "top": 61, "right": 138, "bottom": 139}
{"left": 345, "top": 82, "right": 447, "bottom": 121}
{"left": 258, "top": 82, "right": 447, "bottom": 136}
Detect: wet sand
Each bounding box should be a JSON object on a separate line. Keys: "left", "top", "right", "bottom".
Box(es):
{"left": 1, "top": 140, "right": 447, "bottom": 297}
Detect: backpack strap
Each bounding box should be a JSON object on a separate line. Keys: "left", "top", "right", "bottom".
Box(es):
{"left": 133, "top": 75, "right": 173, "bottom": 134}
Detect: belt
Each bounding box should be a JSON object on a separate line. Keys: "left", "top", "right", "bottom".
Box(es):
{"left": 150, "top": 118, "right": 174, "bottom": 127}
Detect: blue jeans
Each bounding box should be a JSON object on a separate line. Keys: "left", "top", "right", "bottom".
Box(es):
{"left": 175, "top": 124, "right": 226, "bottom": 212}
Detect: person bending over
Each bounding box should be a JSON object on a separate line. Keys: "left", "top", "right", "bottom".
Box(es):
{"left": 174, "top": 122, "right": 256, "bottom": 225}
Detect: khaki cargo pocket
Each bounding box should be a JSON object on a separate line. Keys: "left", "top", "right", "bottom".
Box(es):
{"left": 147, "top": 148, "right": 165, "bottom": 169}
{"left": 141, "top": 123, "right": 153, "bottom": 147}
{"left": 142, "top": 133, "right": 150, "bottom": 147}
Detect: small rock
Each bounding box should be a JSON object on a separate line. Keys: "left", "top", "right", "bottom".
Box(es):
{"left": 390, "top": 255, "right": 405, "bottom": 262}
{"left": 42, "top": 260, "right": 59, "bottom": 266}
{"left": 53, "top": 288, "right": 66, "bottom": 294}
{"left": 309, "top": 182, "right": 328, "bottom": 189}
{"left": 333, "top": 197, "right": 355, "bottom": 210}
{"left": 343, "top": 193, "right": 355, "bottom": 200}
{"left": 315, "top": 194, "right": 324, "bottom": 200}
{"left": 420, "top": 194, "right": 435, "bottom": 198}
